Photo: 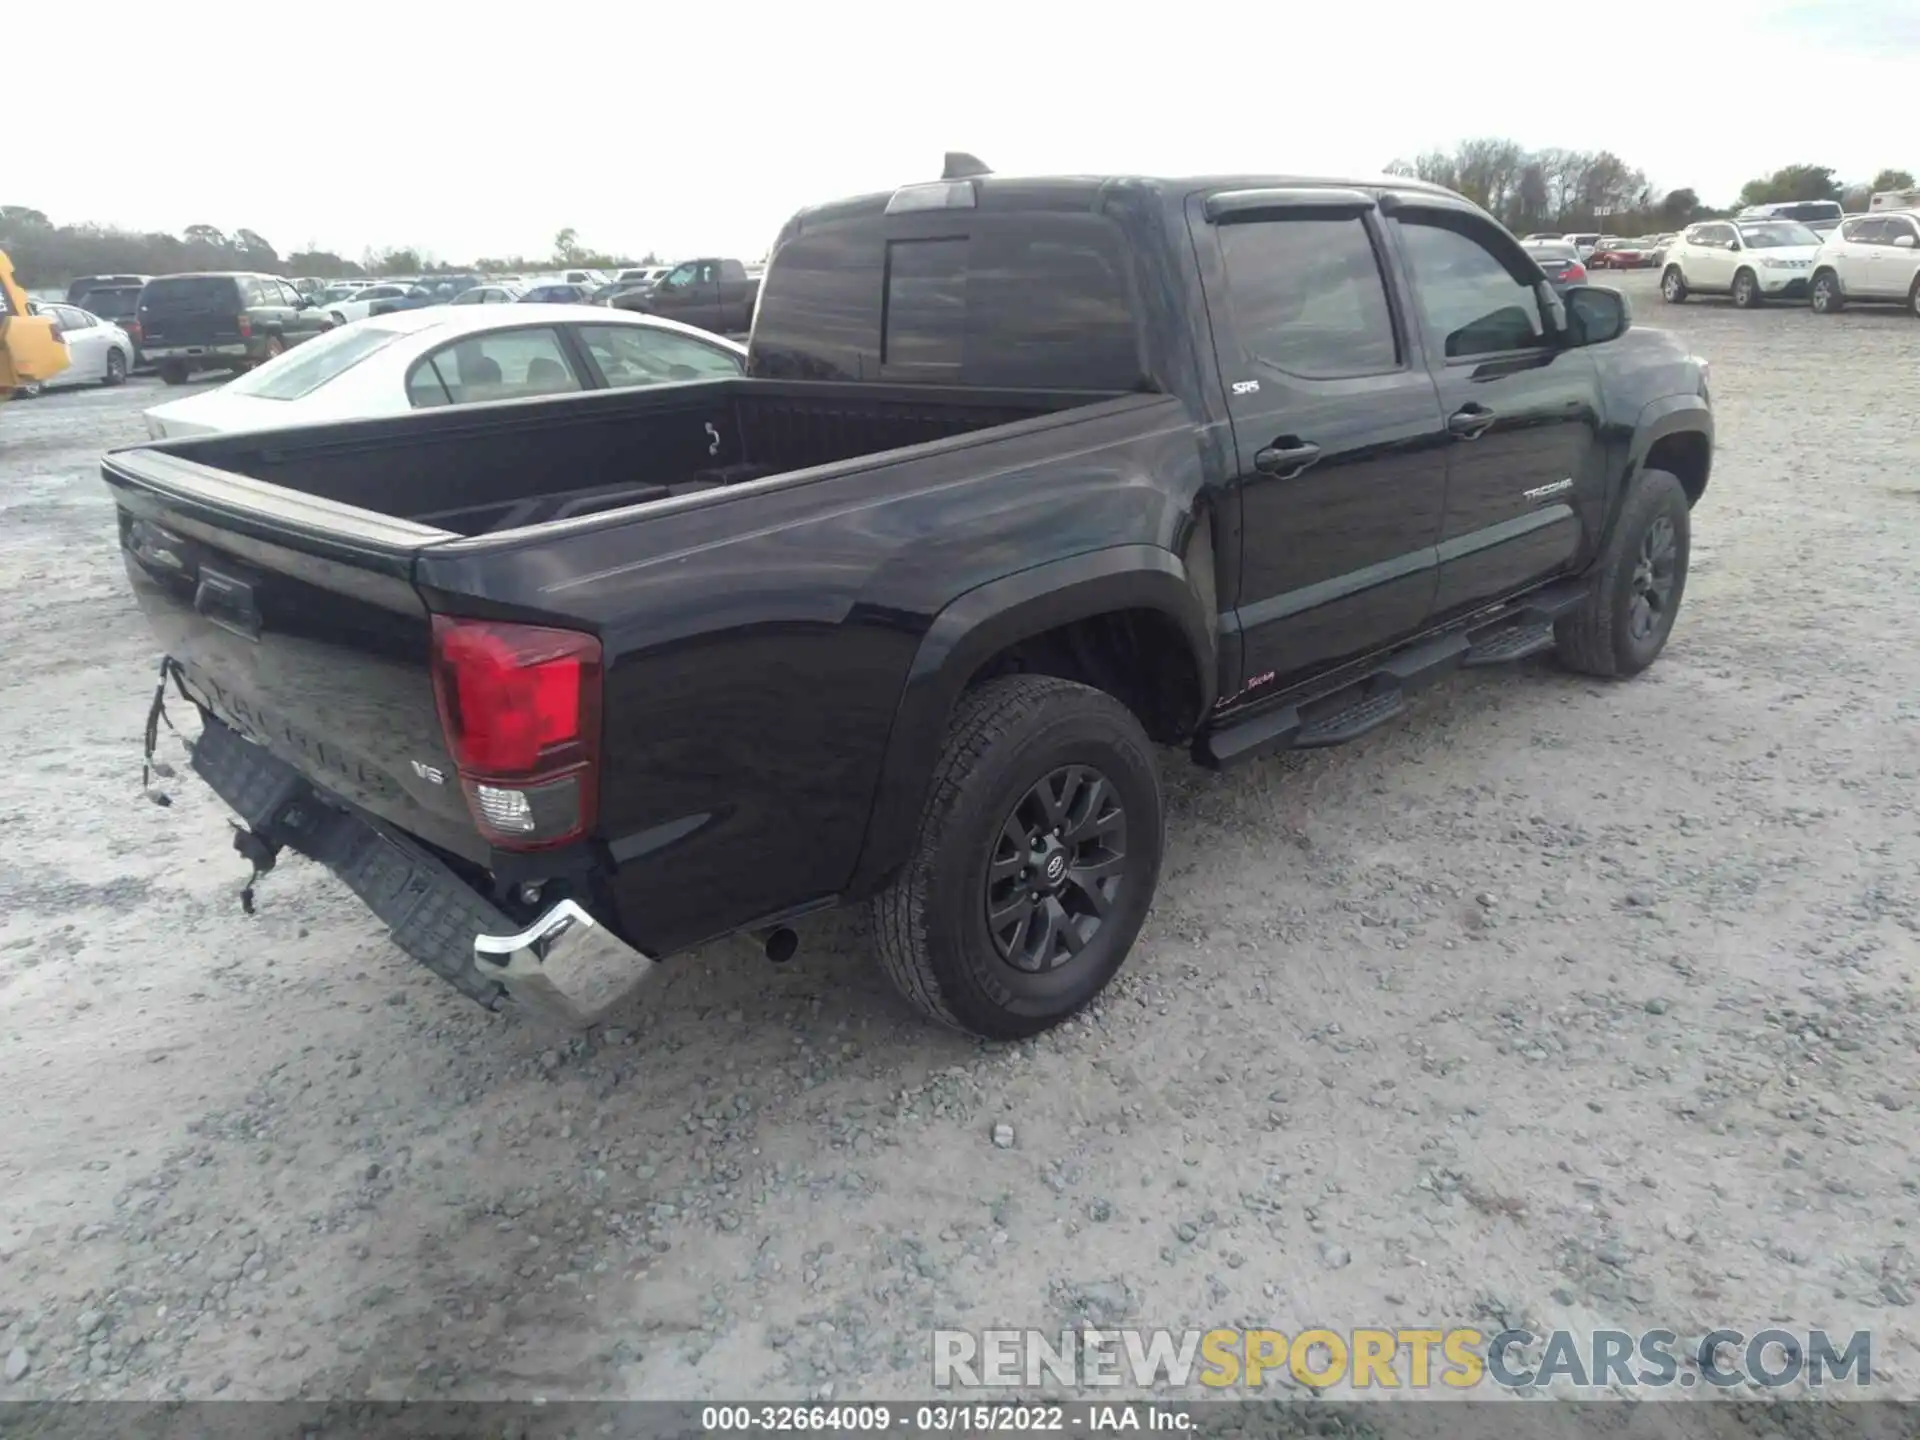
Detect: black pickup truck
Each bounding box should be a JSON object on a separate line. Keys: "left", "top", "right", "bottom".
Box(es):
{"left": 608, "top": 256, "right": 759, "bottom": 335}
{"left": 105, "top": 158, "right": 1711, "bottom": 1040}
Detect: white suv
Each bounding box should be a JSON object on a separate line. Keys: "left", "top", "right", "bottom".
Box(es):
{"left": 1809, "top": 211, "right": 1920, "bottom": 317}
{"left": 1659, "top": 219, "right": 1822, "bottom": 308}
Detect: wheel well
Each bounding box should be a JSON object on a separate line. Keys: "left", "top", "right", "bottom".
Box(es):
{"left": 1644, "top": 430, "right": 1710, "bottom": 507}
{"left": 966, "top": 609, "right": 1204, "bottom": 744}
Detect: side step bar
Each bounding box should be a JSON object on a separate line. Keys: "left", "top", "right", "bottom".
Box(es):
{"left": 1198, "top": 582, "right": 1587, "bottom": 769}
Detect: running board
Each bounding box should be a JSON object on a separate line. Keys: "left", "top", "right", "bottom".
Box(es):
{"left": 1197, "top": 583, "right": 1587, "bottom": 769}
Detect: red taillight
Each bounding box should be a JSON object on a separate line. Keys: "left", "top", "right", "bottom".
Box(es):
{"left": 430, "top": 616, "right": 602, "bottom": 850}
{"left": 236, "top": 314, "right": 253, "bottom": 338}
{"left": 127, "top": 320, "right": 142, "bottom": 342}
{"left": 1566, "top": 262, "right": 1588, "bottom": 283}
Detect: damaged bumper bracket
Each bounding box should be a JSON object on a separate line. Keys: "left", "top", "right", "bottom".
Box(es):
{"left": 472, "top": 900, "right": 655, "bottom": 1031}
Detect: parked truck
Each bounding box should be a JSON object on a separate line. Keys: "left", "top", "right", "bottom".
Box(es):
{"left": 609, "top": 256, "right": 759, "bottom": 335}
{"left": 105, "top": 157, "right": 1712, "bottom": 1039}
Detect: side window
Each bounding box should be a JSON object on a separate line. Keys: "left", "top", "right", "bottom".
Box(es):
{"left": 1394, "top": 217, "right": 1549, "bottom": 359}
{"left": 1853, "top": 219, "right": 1890, "bottom": 246}
{"left": 407, "top": 327, "right": 581, "bottom": 409}
{"left": 662, "top": 263, "right": 698, "bottom": 289}
{"left": 577, "top": 324, "right": 744, "bottom": 388}
{"left": 57, "top": 305, "right": 93, "bottom": 330}
{"left": 1214, "top": 216, "right": 1398, "bottom": 379}
{"left": 1889, "top": 217, "right": 1920, "bottom": 245}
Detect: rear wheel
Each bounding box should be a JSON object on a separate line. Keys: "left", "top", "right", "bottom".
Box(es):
{"left": 1909, "top": 275, "right": 1920, "bottom": 318}
{"left": 1661, "top": 267, "right": 1689, "bottom": 303}
{"left": 1555, "top": 469, "right": 1691, "bottom": 679}
{"left": 870, "top": 675, "right": 1164, "bottom": 1040}
{"left": 103, "top": 349, "right": 127, "bottom": 386}
{"left": 17, "top": 381, "right": 42, "bottom": 399}
{"left": 257, "top": 334, "right": 285, "bottom": 368}
{"left": 1731, "top": 269, "right": 1762, "bottom": 308}
{"left": 159, "top": 362, "right": 189, "bottom": 385}
{"left": 1810, "top": 270, "right": 1843, "bottom": 314}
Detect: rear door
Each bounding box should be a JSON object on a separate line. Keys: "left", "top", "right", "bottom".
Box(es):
{"left": 53, "top": 305, "right": 105, "bottom": 380}
{"left": 1693, "top": 224, "right": 1738, "bottom": 291}
{"left": 1387, "top": 205, "right": 1605, "bottom": 619}
{"left": 139, "top": 275, "right": 246, "bottom": 354}
{"left": 1194, "top": 190, "right": 1450, "bottom": 683}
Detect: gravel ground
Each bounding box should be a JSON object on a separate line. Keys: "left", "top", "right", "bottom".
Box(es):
{"left": 3, "top": 273, "right": 1918, "bottom": 1406}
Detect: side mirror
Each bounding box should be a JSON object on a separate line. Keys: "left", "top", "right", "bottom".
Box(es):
{"left": 1563, "top": 285, "right": 1629, "bottom": 347}
{"left": 1726, "top": 238, "right": 1742, "bottom": 251}
{"left": 1896, "top": 234, "right": 1918, "bottom": 250}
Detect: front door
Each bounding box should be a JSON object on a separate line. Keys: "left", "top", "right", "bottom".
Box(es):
{"left": 1878, "top": 215, "right": 1920, "bottom": 299}
{"left": 1197, "top": 195, "right": 1450, "bottom": 687}
{"left": 1697, "top": 222, "right": 1742, "bottom": 292}
{"left": 1387, "top": 208, "right": 1606, "bottom": 618}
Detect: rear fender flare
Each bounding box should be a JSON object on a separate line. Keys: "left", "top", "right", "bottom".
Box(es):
{"left": 844, "top": 545, "right": 1216, "bottom": 899}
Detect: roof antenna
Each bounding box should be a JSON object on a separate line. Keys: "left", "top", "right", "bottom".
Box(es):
{"left": 942, "top": 151, "right": 992, "bottom": 180}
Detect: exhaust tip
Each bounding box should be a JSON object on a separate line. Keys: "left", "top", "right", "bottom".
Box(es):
{"left": 764, "top": 927, "right": 799, "bottom": 965}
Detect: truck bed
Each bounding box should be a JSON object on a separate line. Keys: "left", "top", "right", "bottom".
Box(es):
{"left": 125, "top": 378, "right": 1109, "bottom": 537}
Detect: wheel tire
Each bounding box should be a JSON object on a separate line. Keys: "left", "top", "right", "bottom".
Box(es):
{"left": 1661, "top": 267, "right": 1689, "bottom": 303}
{"left": 160, "top": 362, "right": 189, "bottom": 386}
{"left": 870, "top": 674, "right": 1164, "bottom": 1040}
{"left": 1909, "top": 275, "right": 1920, "bottom": 319}
{"left": 257, "top": 335, "right": 285, "bottom": 368}
{"left": 1810, "top": 271, "right": 1843, "bottom": 314}
{"left": 17, "top": 381, "right": 42, "bottom": 399}
{"left": 1731, "top": 269, "right": 1762, "bottom": 308}
{"left": 1555, "top": 469, "right": 1691, "bottom": 679}
{"left": 103, "top": 350, "right": 127, "bottom": 386}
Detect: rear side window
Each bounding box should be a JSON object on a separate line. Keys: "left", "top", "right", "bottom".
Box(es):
{"left": 754, "top": 213, "right": 1143, "bottom": 389}
{"left": 1215, "top": 217, "right": 1399, "bottom": 379}
{"left": 407, "top": 327, "right": 582, "bottom": 408}
{"left": 141, "top": 277, "right": 241, "bottom": 311}
{"left": 80, "top": 286, "right": 142, "bottom": 320}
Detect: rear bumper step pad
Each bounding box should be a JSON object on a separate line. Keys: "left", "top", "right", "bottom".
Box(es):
{"left": 190, "top": 715, "right": 650, "bottom": 1025}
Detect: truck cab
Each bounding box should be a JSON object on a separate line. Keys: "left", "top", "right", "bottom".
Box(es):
{"left": 1, "top": 250, "right": 70, "bottom": 399}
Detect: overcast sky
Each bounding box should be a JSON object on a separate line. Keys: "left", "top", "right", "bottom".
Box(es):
{"left": 12, "top": 0, "right": 1914, "bottom": 264}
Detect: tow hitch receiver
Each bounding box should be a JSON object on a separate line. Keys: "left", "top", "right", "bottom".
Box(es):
{"left": 473, "top": 900, "right": 655, "bottom": 1031}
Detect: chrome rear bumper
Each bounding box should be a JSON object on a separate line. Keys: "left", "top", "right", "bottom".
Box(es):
{"left": 473, "top": 899, "right": 655, "bottom": 1030}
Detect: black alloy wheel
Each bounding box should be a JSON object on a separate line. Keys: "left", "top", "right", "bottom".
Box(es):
{"left": 985, "top": 764, "right": 1128, "bottom": 973}
{"left": 1629, "top": 514, "right": 1679, "bottom": 645}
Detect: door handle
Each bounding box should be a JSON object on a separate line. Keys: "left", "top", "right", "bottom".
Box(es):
{"left": 1253, "top": 439, "right": 1322, "bottom": 478}
{"left": 1448, "top": 405, "right": 1496, "bottom": 440}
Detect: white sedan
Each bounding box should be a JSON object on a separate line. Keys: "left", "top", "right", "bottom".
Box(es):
{"left": 16, "top": 301, "right": 135, "bottom": 395}
{"left": 316, "top": 282, "right": 420, "bottom": 326}
{"left": 143, "top": 303, "right": 747, "bottom": 439}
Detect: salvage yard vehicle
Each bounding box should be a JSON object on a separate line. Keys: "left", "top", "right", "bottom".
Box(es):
{"left": 104, "top": 158, "right": 1713, "bottom": 1039}
{"left": 1808, "top": 210, "right": 1920, "bottom": 317}
{"left": 142, "top": 305, "right": 745, "bottom": 437}
{"left": 1660, "top": 219, "right": 1821, "bottom": 308}
{"left": 1, "top": 250, "right": 69, "bottom": 400}
{"left": 13, "top": 302, "right": 134, "bottom": 393}
{"left": 608, "top": 256, "right": 759, "bottom": 335}
{"left": 138, "top": 272, "right": 333, "bottom": 384}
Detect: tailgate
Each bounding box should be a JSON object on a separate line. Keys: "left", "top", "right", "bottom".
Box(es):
{"left": 104, "top": 446, "right": 488, "bottom": 863}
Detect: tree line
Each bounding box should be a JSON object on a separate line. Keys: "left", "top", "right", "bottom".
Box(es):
{"left": 0, "top": 212, "right": 661, "bottom": 288}
{"left": 6, "top": 151, "right": 1918, "bottom": 288}
{"left": 1384, "top": 140, "right": 1914, "bottom": 235}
